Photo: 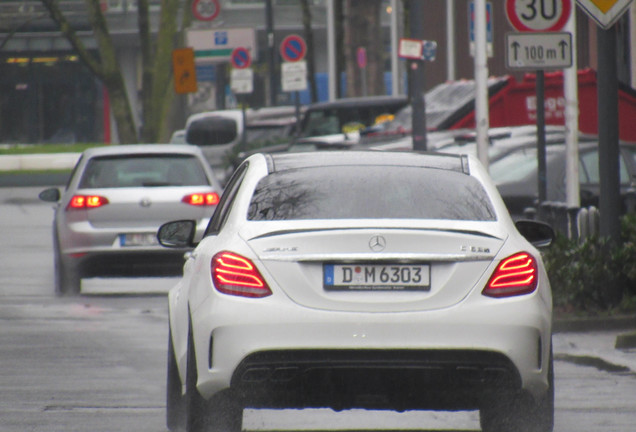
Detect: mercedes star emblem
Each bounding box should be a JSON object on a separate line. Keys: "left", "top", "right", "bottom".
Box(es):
{"left": 369, "top": 235, "right": 386, "bottom": 252}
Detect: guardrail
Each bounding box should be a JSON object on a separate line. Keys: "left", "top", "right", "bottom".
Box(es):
{"left": 523, "top": 188, "right": 636, "bottom": 242}
{"left": 523, "top": 202, "right": 593, "bottom": 241}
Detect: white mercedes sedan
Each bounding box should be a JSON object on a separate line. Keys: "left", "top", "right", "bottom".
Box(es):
{"left": 158, "top": 150, "right": 555, "bottom": 432}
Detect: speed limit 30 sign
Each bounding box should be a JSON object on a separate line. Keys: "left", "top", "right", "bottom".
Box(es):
{"left": 506, "top": 0, "right": 572, "bottom": 32}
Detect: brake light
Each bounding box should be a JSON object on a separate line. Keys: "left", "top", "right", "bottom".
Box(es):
{"left": 211, "top": 251, "right": 272, "bottom": 298}
{"left": 182, "top": 192, "right": 220, "bottom": 206}
{"left": 67, "top": 195, "right": 109, "bottom": 209}
{"left": 483, "top": 252, "right": 538, "bottom": 298}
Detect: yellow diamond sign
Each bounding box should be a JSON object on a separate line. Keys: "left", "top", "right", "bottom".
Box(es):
{"left": 592, "top": 0, "right": 618, "bottom": 12}
{"left": 577, "top": 0, "right": 634, "bottom": 28}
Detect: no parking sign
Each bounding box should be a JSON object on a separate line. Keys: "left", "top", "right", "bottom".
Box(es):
{"left": 279, "top": 35, "right": 307, "bottom": 62}
{"left": 230, "top": 47, "right": 251, "bottom": 69}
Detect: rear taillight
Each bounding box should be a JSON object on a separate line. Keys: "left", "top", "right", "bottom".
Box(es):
{"left": 67, "top": 195, "right": 109, "bottom": 210}
{"left": 483, "top": 252, "right": 538, "bottom": 298}
{"left": 182, "top": 192, "right": 220, "bottom": 206}
{"left": 211, "top": 251, "right": 272, "bottom": 298}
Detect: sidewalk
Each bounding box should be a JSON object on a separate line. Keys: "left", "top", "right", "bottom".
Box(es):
{"left": 553, "top": 316, "right": 636, "bottom": 374}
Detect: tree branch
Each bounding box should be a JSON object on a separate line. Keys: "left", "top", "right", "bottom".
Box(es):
{"left": 40, "top": 0, "right": 104, "bottom": 80}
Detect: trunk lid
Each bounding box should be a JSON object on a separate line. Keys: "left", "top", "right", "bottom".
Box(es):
{"left": 245, "top": 224, "right": 506, "bottom": 312}
{"left": 79, "top": 187, "right": 215, "bottom": 229}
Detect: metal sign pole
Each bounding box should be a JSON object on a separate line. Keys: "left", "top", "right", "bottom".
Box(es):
{"left": 266, "top": 0, "right": 276, "bottom": 106}
{"left": 474, "top": 0, "right": 489, "bottom": 169}
{"left": 295, "top": 91, "right": 301, "bottom": 136}
{"left": 410, "top": 0, "right": 427, "bottom": 151}
{"left": 536, "top": 70, "right": 547, "bottom": 205}
{"left": 597, "top": 25, "right": 621, "bottom": 242}
{"left": 564, "top": 11, "right": 580, "bottom": 210}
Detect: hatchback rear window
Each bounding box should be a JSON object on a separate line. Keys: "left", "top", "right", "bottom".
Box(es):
{"left": 247, "top": 166, "right": 496, "bottom": 221}
{"left": 79, "top": 154, "right": 210, "bottom": 188}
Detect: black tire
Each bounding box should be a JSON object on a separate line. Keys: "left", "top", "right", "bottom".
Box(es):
{"left": 167, "top": 327, "right": 186, "bottom": 431}
{"left": 54, "top": 245, "right": 81, "bottom": 296}
{"left": 480, "top": 349, "right": 554, "bottom": 432}
{"left": 185, "top": 324, "right": 242, "bottom": 432}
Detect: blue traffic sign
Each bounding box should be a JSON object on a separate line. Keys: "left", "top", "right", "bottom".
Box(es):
{"left": 230, "top": 47, "right": 251, "bottom": 69}
{"left": 280, "top": 35, "right": 307, "bottom": 62}
{"left": 422, "top": 41, "right": 437, "bottom": 61}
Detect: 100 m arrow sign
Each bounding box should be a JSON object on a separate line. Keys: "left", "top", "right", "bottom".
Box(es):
{"left": 505, "top": 32, "right": 572, "bottom": 70}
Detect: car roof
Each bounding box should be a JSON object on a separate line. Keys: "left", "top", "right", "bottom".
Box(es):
{"left": 185, "top": 110, "right": 243, "bottom": 127}
{"left": 81, "top": 144, "right": 206, "bottom": 158}
{"left": 304, "top": 95, "right": 408, "bottom": 111}
{"left": 266, "top": 150, "right": 470, "bottom": 175}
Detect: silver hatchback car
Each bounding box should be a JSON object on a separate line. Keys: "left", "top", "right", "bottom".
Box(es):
{"left": 39, "top": 144, "right": 223, "bottom": 295}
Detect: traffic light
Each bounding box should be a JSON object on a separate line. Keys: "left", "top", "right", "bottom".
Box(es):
{"left": 172, "top": 48, "right": 197, "bottom": 94}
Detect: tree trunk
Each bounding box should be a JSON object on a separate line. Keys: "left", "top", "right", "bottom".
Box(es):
{"left": 158, "top": 0, "right": 194, "bottom": 142}
{"left": 142, "top": 0, "right": 181, "bottom": 143}
{"left": 83, "top": 0, "right": 138, "bottom": 143}
{"left": 103, "top": 73, "right": 138, "bottom": 144}
{"left": 138, "top": 0, "right": 153, "bottom": 142}
{"left": 40, "top": 0, "right": 138, "bottom": 143}
{"left": 42, "top": 0, "right": 185, "bottom": 144}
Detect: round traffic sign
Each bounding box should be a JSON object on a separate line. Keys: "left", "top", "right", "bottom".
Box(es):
{"left": 230, "top": 47, "right": 251, "bottom": 69}
{"left": 506, "top": 0, "right": 572, "bottom": 32}
{"left": 279, "top": 35, "right": 307, "bottom": 62}
{"left": 192, "top": 0, "right": 220, "bottom": 22}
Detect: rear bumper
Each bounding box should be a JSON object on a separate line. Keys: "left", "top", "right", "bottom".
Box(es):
{"left": 64, "top": 250, "right": 188, "bottom": 278}
{"left": 231, "top": 348, "right": 520, "bottom": 411}
{"left": 190, "top": 296, "right": 551, "bottom": 410}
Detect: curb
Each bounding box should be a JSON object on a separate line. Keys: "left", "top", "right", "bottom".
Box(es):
{"left": 553, "top": 315, "right": 636, "bottom": 334}
{"left": 615, "top": 330, "right": 636, "bottom": 349}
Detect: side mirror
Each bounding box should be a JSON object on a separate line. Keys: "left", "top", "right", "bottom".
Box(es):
{"left": 39, "top": 187, "right": 61, "bottom": 202}
{"left": 515, "top": 220, "right": 555, "bottom": 249}
{"left": 157, "top": 220, "right": 197, "bottom": 248}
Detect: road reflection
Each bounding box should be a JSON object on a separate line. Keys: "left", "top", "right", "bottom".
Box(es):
{"left": 242, "top": 408, "right": 480, "bottom": 431}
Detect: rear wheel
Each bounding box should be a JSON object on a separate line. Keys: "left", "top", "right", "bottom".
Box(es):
{"left": 167, "top": 327, "right": 186, "bottom": 431}
{"left": 480, "top": 350, "right": 554, "bottom": 432}
{"left": 185, "top": 325, "right": 242, "bottom": 432}
{"left": 54, "top": 245, "right": 81, "bottom": 296}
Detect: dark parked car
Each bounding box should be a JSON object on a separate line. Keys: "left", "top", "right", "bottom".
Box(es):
{"left": 233, "top": 96, "right": 410, "bottom": 165}
{"left": 296, "top": 95, "right": 408, "bottom": 139}
{"left": 489, "top": 140, "right": 636, "bottom": 216}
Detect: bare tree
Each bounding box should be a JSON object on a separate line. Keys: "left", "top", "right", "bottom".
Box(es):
{"left": 0, "top": 12, "right": 49, "bottom": 51}
{"left": 40, "top": 0, "right": 188, "bottom": 144}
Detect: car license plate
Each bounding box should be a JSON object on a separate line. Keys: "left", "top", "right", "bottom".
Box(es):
{"left": 324, "top": 264, "right": 430, "bottom": 291}
{"left": 119, "top": 233, "right": 159, "bottom": 247}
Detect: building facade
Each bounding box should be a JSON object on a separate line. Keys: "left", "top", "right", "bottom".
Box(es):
{"left": 0, "top": 0, "right": 633, "bottom": 144}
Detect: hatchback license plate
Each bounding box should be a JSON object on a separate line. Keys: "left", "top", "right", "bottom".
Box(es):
{"left": 324, "top": 264, "right": 430, "bottom": 291}
{"left": 119, "top": 233, "right": 158, "bottom": 247}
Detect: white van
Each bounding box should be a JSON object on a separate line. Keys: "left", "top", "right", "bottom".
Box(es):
{"left": 184, "top": 107, "right": 299, "bottom": 184}
{"left": 185, "top": 110, "right": 244, "bottom": 184}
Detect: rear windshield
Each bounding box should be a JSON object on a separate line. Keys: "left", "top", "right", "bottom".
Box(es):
{"left": 79, "top": 154, "right": 210, "bottom": 188}
{"left": 247, "top": 165, "right": 496, "bottom": 221}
